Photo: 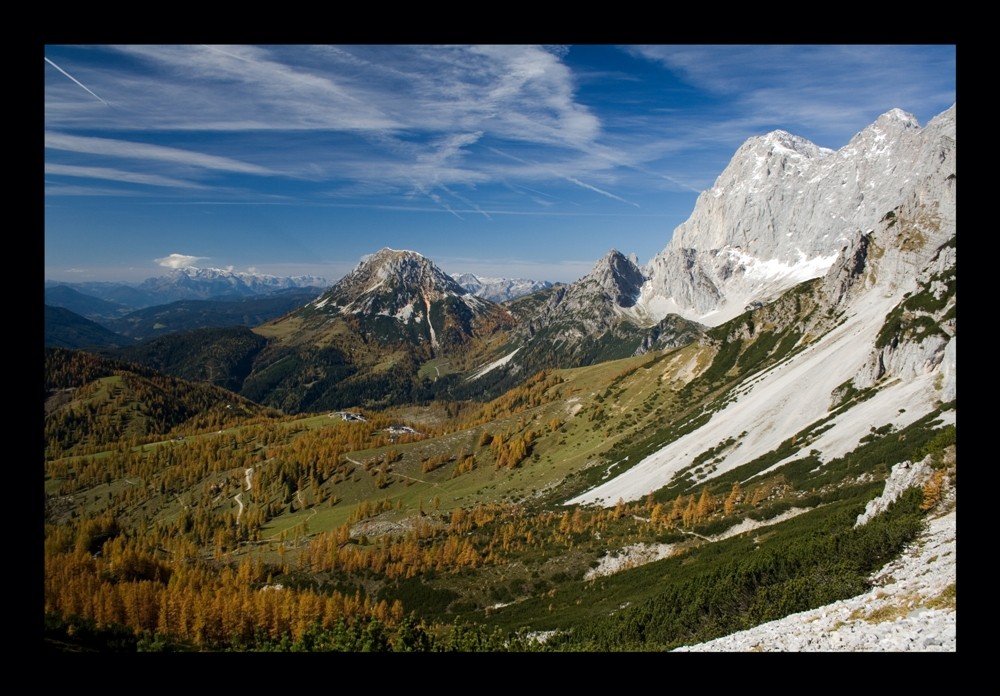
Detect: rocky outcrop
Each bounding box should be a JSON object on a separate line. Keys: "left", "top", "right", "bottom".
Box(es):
{"left": 675, "top": 507, "right": 956, "bottom": 652}
{"left": 855, "top": 458, "right": 934, "bottom": 527}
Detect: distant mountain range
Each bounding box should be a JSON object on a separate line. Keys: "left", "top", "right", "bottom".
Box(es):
{"left": 43, "top": 288, "right": 326, "bottom": 349}
{"left": 44, "top": 265, "right": 556, "bottom": 350}
{"left": 45, "top": 267, "right": 330, "bottom": 311}
{"left": 43, "top": 285, "right": 132, "bottom": 321}
{"left": 44, "top": 269, "right": 329, "bottom": 349}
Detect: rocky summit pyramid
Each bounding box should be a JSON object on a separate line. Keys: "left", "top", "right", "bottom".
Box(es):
{"left": 302, "top": 248, "right": 512, "bottom": 356}
{"left": 513, "top": 249, "right": 699, "bottom": 360}
{"left": 316, "top": 248, "right": 466, "bottom": 312}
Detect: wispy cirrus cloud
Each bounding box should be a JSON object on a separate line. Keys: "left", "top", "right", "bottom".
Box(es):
{"left": 44, "top": 45, "right": 632, "bottom": 202}
{"left": 45, "top": 163, "right": 208, "bottom": 189}
{"left": 44, "top": 44, "right": 956, "bottom": 286}
{"left": 45, "top": 45, "right": 600, "bottom": 147}
{"left": 88, "top": 44, "right": 398, "bottom": 132}
{"left": 45, "top": 132, "right": 275, "bottom": 175}
{"left": 565, "top": 176, "right": 640, "bottom": 207}
{"left": 486, "top": 145, "right": 641, "bottom": 207}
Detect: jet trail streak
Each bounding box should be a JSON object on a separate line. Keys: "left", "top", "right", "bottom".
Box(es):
{"left": 45, "top": 57, "right": 110, "bottom": 106}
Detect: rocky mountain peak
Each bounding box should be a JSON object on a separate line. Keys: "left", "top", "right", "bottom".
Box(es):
{"left": 314, "top": 248, "right": 467, "bottom": 316}
{"left": 589, "top": 249, "right": 645, "bottom": 308}
{"left": 873, "top": 107, "right": 921, "bottom": 131}
{"left": 750, "top": 129, "right": 832, "bottom": 161}
{"left": 354, "top": 247, "right": 467, "bottom": 296}
{"left": 638, "top": 104, "right": 956, "bottom": 327}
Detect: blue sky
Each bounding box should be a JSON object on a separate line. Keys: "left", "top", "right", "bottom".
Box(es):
{"left": 44, "top": 45, "right": 956, "bottom": 285}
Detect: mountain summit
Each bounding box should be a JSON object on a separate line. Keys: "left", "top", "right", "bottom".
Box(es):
{"left": 314, "top": 248, "right": 468, "bottom": 316}
{"left": 303, "top": 248, "right": 508, "bottom": 356}
{"left": 569, "top": 103, "right": 955, "bottom": 506}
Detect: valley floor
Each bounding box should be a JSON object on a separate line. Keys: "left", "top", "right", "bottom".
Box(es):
{"left": 672, "top": 506, "right": 956, "bottom": 652}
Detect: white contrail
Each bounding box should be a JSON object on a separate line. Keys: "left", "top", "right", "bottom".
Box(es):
{"left": 428, "top": 191, "right": 463, "bottom": 220}
{"left": 566, "top": 176, "right": 640, "bottom": 208}
{"left": 440, "top": 184, "right": 492, "bottom": 220}
{"left": 489, "top": 145, "right": 640, "bottom": 208}
{"left": 45, "top": 57, "right": 110, "bottom": 106}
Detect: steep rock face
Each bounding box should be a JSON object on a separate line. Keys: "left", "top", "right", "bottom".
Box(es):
{"left": 823, "top": 106, "right": 956, "bottom": 396}
{"left": 462, "top": 250, "right": 702, "bottom": 388}
{"left": 849, "top": 235, "right": 956, "bottom": 394}
{"left": 596, "top": 250, "right": 646, "bottom": 308}
{"left": 640, "top": 105, "right": 956, "bottom": 327}
{"left": 855, "top": 456, "right": 938, "bottom": 528}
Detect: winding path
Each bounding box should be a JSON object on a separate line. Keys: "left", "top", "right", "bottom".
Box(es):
{"left": 234, "top": 467, "right": 254, "bottom": 524}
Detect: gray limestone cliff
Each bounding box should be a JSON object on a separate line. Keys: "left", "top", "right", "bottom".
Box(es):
{"left": 639, "top": 105, "right": 956, "bottom": 327}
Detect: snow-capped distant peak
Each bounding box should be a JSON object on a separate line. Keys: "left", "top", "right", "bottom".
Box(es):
{"left": 167, "top": 266, "right": 327, "bottom": 285}
{"left": 453, "top": 272, "right": 554, "bottom": 303}
{"left": 133, "top": 266, "right": 328, "bottom": 303}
